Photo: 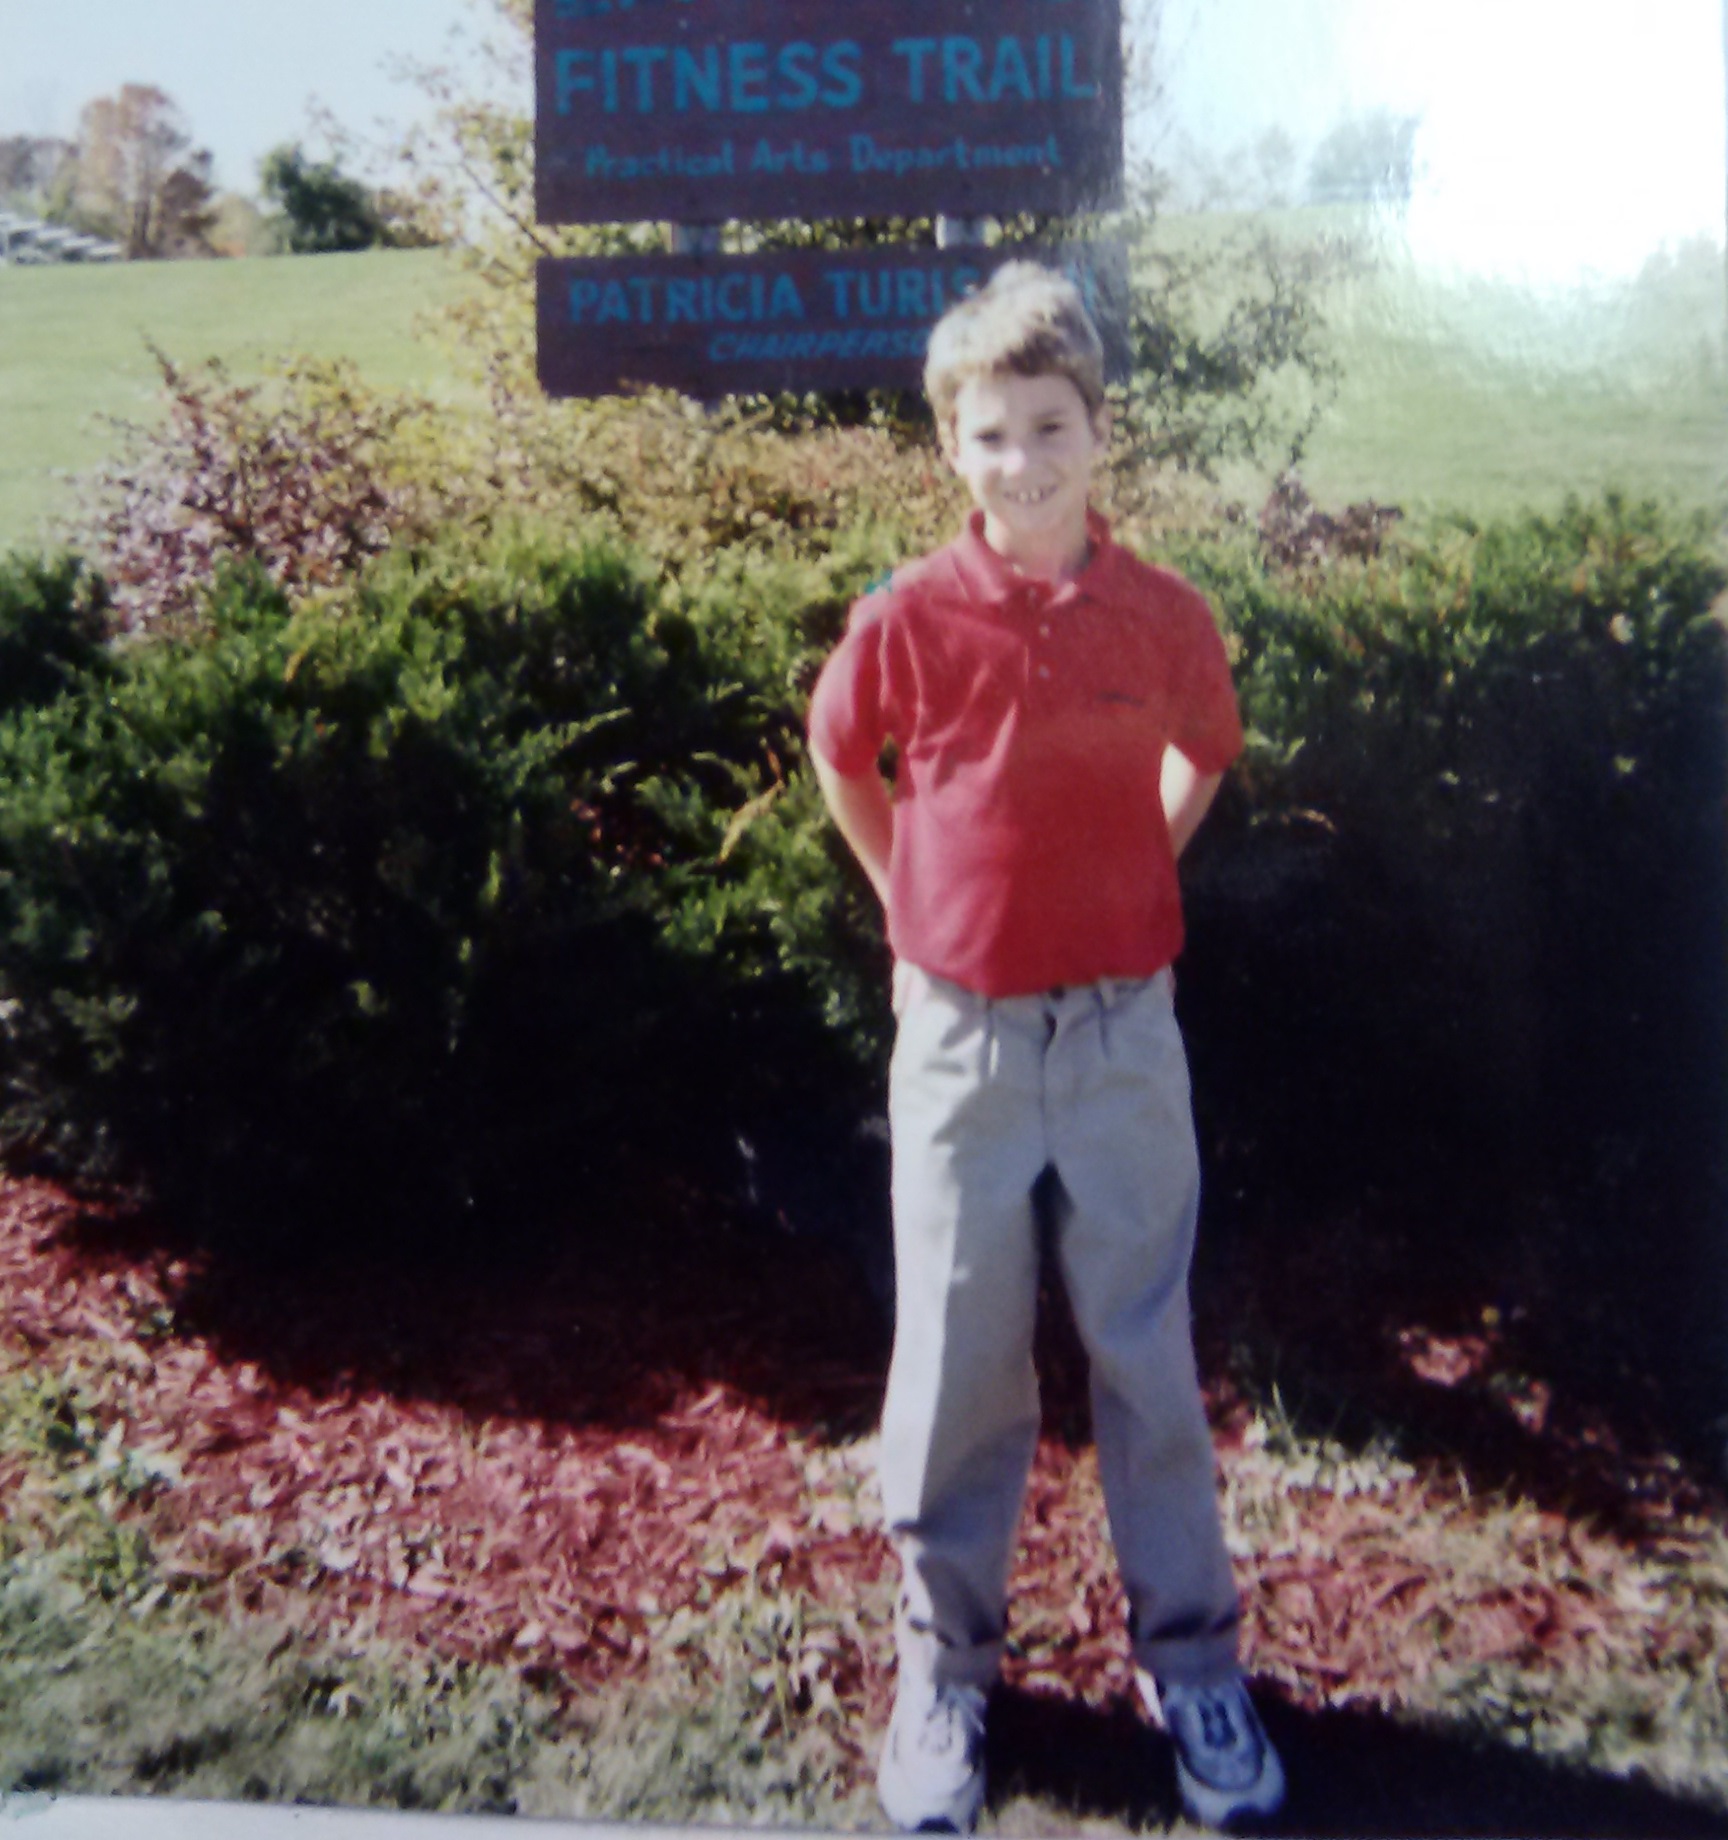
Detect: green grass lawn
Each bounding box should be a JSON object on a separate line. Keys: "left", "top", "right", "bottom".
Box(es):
{"left": 1157, "top": 206, "right": 1728, "bottom": 522}
{"left": 1, "top": 220, "right": 1723, "bottom": 551}
{"left": 0, "top": 248, "right": 479, "bottom": 550}
{"left": 1291, "top": 221, "right": 1728, "bottom": 520}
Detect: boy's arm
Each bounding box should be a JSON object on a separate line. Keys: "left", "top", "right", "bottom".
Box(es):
{"left": 812, "top": 750, "right": 894, "bottom": 906}
{"left": 1161, "top": 746, "right": 1224, "bottom": 860}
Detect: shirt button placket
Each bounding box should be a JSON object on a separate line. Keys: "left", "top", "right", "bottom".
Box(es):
{"left": 1030, "top": 597, "right": 1053, "bottom": 691}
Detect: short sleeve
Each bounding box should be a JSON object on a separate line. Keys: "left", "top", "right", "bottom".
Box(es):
{"left": 807, "top": 595, "right": 894, "bottom": 776}
{"left": 1169, "top": 585, "right": 1244, "bottom": 775}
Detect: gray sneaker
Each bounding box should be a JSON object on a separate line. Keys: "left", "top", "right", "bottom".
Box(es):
{"left": 1138, "top": 1671, "right": 1285, "bottom": 1827}
{"left": 877, "top": 1676, "right": 988, "bottom": 1833}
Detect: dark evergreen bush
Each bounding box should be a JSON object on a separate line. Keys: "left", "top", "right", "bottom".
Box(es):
{"left": 1172, "top": 495, "right": 1728, "bottom": 1423}
{"left": 0, "top": 556, "right": 110, "bottom": 720}
{"left": 0, "top": 535, "right": 867, "bottom": 1253}
{"left": 0, "top": 497, "right": 1719, "bottom": 1380}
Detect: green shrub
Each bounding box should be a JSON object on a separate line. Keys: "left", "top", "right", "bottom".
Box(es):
{"left": 1, "top": 491, "right": 1720, "bottom": 1402}
{"left": 0, "top": 557, "right": 110, "bottom": 720}
{"left": 1169, "top": 493, "right": 1727, "bottom": 1419}
{"left": 0, "top": 532, "right": 859, "bottom": 1250}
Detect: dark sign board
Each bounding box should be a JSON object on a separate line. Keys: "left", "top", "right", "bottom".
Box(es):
{"left": 535, "top": 0, "right": 1123, "bottom": 225}
{"left": 537, "top": 241, "right": 1130, "bottom": 399}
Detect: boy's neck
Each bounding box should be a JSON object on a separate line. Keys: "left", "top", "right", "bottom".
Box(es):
{"left": 979, "top": 508, "right": 1094, "bottom": 584}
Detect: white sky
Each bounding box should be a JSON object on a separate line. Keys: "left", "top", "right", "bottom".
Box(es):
{"left": 2, "top": 0, "right": 1723, "bottom": 283}
{"left": 0, "top": 0, "right": 477, "bottom": 193}
{"left": 1151, "top": 0, "right": 1726, "bottom": 281}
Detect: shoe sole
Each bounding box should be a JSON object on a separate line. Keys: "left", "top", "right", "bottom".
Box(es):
{"left": 878, "top": 1739, "right": 986, "bottom": 1835}
{"left": 1174, "top": 1745, "right": 1286, "bottom": 1829}
{"left": 1138, "top": 1672, "right": 1286, "bottom": 1829}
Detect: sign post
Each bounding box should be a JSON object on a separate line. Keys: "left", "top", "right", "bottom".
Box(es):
{"left": 533, "top": 0, "right": 1126, "bottom": 399}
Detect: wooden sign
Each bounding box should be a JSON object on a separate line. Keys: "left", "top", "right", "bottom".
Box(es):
{"left": 537, "top": 241, "right": 1131, "bottom": 398}
{"left": 535, "top": 0, "right": 1123, "bottom": 225}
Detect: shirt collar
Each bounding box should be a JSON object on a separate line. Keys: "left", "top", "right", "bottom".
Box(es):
{"left": 951, "top": 507, "right": 1116, "bottom": 608}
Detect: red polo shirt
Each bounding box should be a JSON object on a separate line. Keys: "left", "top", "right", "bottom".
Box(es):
{"left": 807, "top": 510, "right": 1242, "bottom": 998}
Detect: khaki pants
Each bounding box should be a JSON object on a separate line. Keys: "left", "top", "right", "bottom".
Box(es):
{"left": 881, "top": 964, "right": 1240, "bottom": 1693}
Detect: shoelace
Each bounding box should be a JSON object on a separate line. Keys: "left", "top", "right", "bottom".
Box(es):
{"left": 916, "top": 1690, "right": 981, "bottom": 1761}
{"left": 1194, "top": 1694, "right": 1242, "bottom": 1753}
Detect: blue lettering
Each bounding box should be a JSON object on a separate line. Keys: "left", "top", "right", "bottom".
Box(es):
{"left": 825, "top": 270, "right": 854, "bottom": 316}
{"left": 667, "top": 278, "right": 700, "bottom": 323}
{"left": 570, "top": 279, "right": 601, "bottom": 324}
{"left": 858, "top": 273, "right": 892, "bottom": 318}
{"left": 672, "top": 45, "right": 721, "bottom": 111}
{"left": 942, "top": 37, "right": 987, "bottom": 104}
{"left": 619, "top": 45, "right": 668, "bottom": 110}
{"left": 1036, "top": 35, "right": 1054, "bottom": 100}
{"left": 769, "top": 273, "right": 805, "bottom": 320}
{"left": 729, "top": 41, "right": 770, "bottom": 111}
{"left": 989, "top": 37, "right": 1036, "bottom": 104}
{"left": 556, "top": 50, "right": 595, "bottom": 114}
{"left": 895, "top": 269, "right": 930, "bottom": 318}
{"left": 775, "top": 42, "right": 820, "bottom": 109}
{"left": 1060, "top": 34, "right": 1098, "bottom": 99}
{"left": 820, "top": 41, "right": 863, "bottom": 108}
{"left": 598, "top": 281, "right": 634, "bottom": 325}
{"left": 718, "top": 275, "right": 751, "bottom": 320}
{"left": 565, "top": 35, "right": 872, "bottom": 118}
{"left": 892, "top": 38, "right": 939, "bottom": 103}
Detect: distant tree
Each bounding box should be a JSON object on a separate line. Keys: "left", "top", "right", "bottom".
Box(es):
{"left": 0, "top": 135, "right": 75, "bottom": 211}
{"left": 209, "top": 191, "right": 274, "bottom": 259}
{"left": 69, "top": 85, "right": 217, "bottom": 257}
{"left": 1163, "top": 126, "right": 1305, "bottom": 214}
{"left": 1250, "top": 128, "right": 1301, "bottom": 209}
{"left": 258, "top": 144, "right": 388, "bottom": 254}
{"left": 1307, "top": 110, "right": 1420, "bottom": 205}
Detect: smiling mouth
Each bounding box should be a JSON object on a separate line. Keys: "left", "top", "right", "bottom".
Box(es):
{"left": 1002, "top": 485, "right": 1057, "bottom": 505}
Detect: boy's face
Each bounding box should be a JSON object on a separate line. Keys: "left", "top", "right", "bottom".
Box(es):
{"left": 941, "top": 369, "right": 1109, "bottom": 566}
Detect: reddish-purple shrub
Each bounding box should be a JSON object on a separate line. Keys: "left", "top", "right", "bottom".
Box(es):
{"left": 73, "top": 350, "right": 439, "bottom": 633}
{"left": 1258, "top": 470, "right": 1402, "bottom": 571}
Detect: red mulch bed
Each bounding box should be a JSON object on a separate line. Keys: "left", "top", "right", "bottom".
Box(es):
{"left": 0, "top": 1169, "right": 1709, "bottom": 1775}
{"left": 0, "top": 1176, "right": 895, "bottom": 1681}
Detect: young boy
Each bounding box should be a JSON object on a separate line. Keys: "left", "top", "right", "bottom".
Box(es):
{"left": 807, "top": 263, "right": 1284, "bottom": 1833}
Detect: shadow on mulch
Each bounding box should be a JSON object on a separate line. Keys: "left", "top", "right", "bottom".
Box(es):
{"left": 1187, "top": 1173, "right": 1728, "bottom": 1537}
{"left": 61, "top": 1180, "right": 892, "bottom": 1445}
{"left": 986, "top": 1683, "right": 1728, "bottom": 1839}
{"left": 55, "top": 1150, "right": 1728, "bottom": 1536}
